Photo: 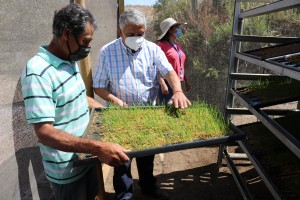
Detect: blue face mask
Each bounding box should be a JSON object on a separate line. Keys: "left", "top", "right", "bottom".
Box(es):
{"left": 175, "top": 28, "right": 183, "bottom": 38}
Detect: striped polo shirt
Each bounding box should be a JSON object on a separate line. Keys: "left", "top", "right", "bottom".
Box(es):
{"left": 93, "top": 38, "right": 173, "bottom": 105}
{"left": 21, "top": 46, "right": 90, "bottom": 184}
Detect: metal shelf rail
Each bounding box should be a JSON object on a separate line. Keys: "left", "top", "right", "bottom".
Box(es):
{"left": 237, "top": 140, "right": 282, "bottom": 199}
{"left": 231, "top": 88, "right": 300, "bottom": 158}
{"left": 223, "top": 0, "right": 300, "bottom": 199}
{"left": 235, "top": 53, "right": 300, "bottom": 81}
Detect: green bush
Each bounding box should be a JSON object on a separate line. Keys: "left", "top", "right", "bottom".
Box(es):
{"left": 150, "top": 0, "right": 300, "bottom": 109}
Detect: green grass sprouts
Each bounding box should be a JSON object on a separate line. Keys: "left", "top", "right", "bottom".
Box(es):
{"left": 247, "top": 77, "right": 300, "bottom": 100}
{"left": 90, "top": 101, "right": 230, "bottom": 150}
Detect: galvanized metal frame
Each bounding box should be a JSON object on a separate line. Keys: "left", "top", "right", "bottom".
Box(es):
{"left": 233, "top": 35, "right": 300, "bottom": 43}
{"left": 236, "top": 53, "right": 300, "bottom": 81}
{"left": 224, "top": 0, "right": 300, "bottom": 199}
{"left": 231, "top": 89, "right": 300, "bottom": 158}
{"left": 239, "top": 0, "right": 300, "bottom": 18}
{"left": 230, "top": 73, "right": 281, "bottom": 80}
{"left": 224, "top": 0, "right": 243, "bottom": 119}
{"left": 238, "top": 140, "right": 282, "bottom": 199}
{"left": 223, "top": 149, "right": 253, "bottom": 200}
{"left": 226, "top": 107, "right": 292, "bottom": 116}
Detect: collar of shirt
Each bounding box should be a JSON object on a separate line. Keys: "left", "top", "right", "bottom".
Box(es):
{"left": 37, "top": 45, "right": 77, "bottom": 70}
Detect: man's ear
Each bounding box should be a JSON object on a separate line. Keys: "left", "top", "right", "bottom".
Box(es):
{"left": 62, "top": 29, "right": 70, "bottom": 41}
{"left": 119, "top": 29, "right": 125, "bottom": 38}
{"left": 117, "top": 28, "right": 122, "bottom": 38}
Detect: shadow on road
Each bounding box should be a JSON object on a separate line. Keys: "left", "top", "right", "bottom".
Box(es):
{"left": 104, "top": 162, "right": 273, "bottom": 200}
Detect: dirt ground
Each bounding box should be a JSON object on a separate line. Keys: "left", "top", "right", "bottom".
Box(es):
{"left": 102, "top": 147, "right": 274, "bottom": 200}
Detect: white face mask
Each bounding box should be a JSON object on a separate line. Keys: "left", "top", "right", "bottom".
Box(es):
{"left": 125, "top": 36, "right": 144, "bottom": 51}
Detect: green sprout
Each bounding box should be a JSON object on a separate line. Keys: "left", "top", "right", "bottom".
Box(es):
{"left": 89, "top": 101, "right": 230, "bottom": 150}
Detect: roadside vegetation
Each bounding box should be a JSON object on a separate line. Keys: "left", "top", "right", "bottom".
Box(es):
{"left": 139, "top": 0, "right": 300, "bottom": 110}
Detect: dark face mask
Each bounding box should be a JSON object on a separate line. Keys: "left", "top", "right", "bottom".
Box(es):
{"left": 67, "top": 36, "right": 91, "bottom": 61}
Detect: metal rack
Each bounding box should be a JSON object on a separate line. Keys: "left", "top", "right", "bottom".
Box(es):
{"left": 223, "top": 0, "right": 300, "bottom": 199}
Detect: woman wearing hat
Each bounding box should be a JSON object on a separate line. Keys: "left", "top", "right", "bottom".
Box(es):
{"left": 157, "top": 17, "right": 191, "bottom": 105}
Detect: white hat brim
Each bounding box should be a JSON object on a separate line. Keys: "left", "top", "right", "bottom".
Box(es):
{"left": 157, "top": 21, "right": 182, "bottom": 41}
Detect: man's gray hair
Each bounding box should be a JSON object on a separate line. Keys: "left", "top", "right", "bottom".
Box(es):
{"left": 119, "top": 9, "right": 146, "bottom": 30}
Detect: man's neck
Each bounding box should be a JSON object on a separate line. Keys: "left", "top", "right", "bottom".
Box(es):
{"left": 47, "top": 37, "right": 68, "bottom": 61}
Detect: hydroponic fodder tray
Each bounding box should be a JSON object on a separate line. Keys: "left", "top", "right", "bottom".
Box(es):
{"left": 233, "top": 77, "right": 300, "bottom": 108}
{"left": 239, "top": 41, "right": 300, "bottom": 60}
{"left": 266, "top": 53, "right": 300, "bottom": 72}
{"left": 74, "top": 103, "right": 245, "bottom": 167}
{"left": 239, "top": 112, "right": 300, "bottom": 199}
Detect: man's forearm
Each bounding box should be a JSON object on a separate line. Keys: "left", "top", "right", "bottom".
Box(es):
{"left": 33, "top": 122, "right": 129, "bottom": 166}
{"left": 34, "top": 122, "right": 102, "bottom": 155}
{"left": 94, "top": 88, "right": 124, "bottom": 106}
{"left": 87, "top": 96, "right": 104, "bottom": 108}
{"left": 164, "top": 70, "right": 191, "bottom": 108}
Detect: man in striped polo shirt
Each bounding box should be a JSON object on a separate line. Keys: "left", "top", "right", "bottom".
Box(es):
{"left": 21, "top": 3, "right": 129, "bottom": 200}
{"left": 93, "top": 9, "right": 191, "bottom": 200}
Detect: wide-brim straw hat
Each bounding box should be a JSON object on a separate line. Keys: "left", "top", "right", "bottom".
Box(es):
{"left": 157, "top": 18, "right": 186, "bottom": 40}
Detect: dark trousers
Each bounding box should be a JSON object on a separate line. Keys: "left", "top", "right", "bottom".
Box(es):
{"left": 113, "top": 155, "right": 156, "bottom": 200}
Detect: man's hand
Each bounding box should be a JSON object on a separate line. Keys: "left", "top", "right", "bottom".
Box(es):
{"left": 94, "top": 88, "right": 127, "bottom": 107}
{"left": 169, "top": 91, "right": 191, "bottom": 109}
{"left": 96, "top": 142, "right": 130, "bottom": 166}
{"left": 115, "top": 98, "right": 127, "bottom": 107}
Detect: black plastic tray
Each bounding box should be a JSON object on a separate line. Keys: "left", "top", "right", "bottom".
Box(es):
{"left": 73, "top": 107, "right": 245, "bottom": 167}
{"left": 239, "top": 41, "right": 300, "bottom": 60}
{"left": 266, "top": 53, "right": 300, "bottom": 72}
{"left": 233, "top": 87, "right": 300, "bottom": 108}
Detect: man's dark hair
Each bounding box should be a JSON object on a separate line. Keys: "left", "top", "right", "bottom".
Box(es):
{"left": 52, "top": 3, "right": 97, "bottom": 37}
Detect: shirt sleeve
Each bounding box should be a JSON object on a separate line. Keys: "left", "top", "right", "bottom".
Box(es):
{"left": 155, "top": 45, "right": 174, "bottom": 77}
{"left": 93, "top": 48, "right": 109, "bottom": 88}
{"left": 21, "top": 75, "right": 55, "bottom": 124}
